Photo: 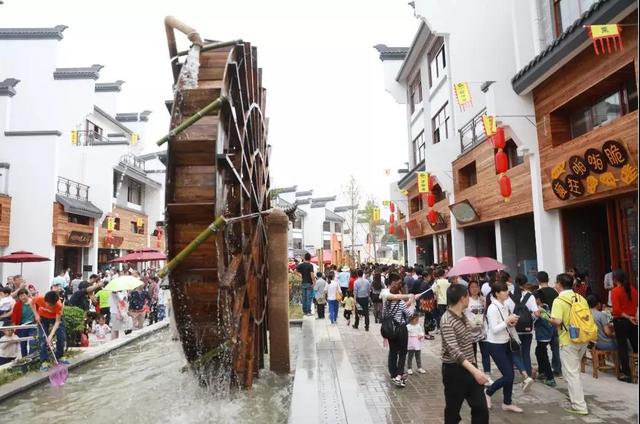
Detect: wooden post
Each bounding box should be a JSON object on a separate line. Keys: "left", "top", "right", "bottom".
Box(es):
{"left": 267, "top": 209, "right": 290, "bottom": 374}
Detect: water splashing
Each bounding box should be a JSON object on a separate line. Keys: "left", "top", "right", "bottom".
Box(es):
{"left": 176, "top": 45, "right": 201, "bottom": 91}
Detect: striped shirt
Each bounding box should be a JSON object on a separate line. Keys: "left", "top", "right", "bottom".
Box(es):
{"left": 440, "top": 309, "right": 476, "bottom": 365}
{"left": 381, "top": 289, "right": 414, "bottom": 325}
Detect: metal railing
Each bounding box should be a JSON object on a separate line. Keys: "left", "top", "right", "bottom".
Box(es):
{"left": 75, "top": 130, "right": 114, "bottom": 146}
{"left": 459, "top": 107, "right": 487, "bottom": 153}
{"left": 57, "top": 176, "right": 90, "bottom": 201}
{"left": 119, "top": 154, "right": 145, "bottom": 171}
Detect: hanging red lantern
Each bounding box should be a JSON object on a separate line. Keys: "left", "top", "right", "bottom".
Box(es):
{"left": 492, "top": 127, "right": 506, "bottom": 150}
{"left": 428, "top": 175, "right": 434, "bottom": 191}
{"left": 426, "top": 192, "right": 436, "bottom": 208}
{"left": 495, "top": 150, "right": 508, "bottom": 174}
{"left": 389, "top": 223, "right": 395, "bottom": 234}
{"left": 499, "top": 174, "right": 512, "bottom": 202}
{"left": 427, "top": 209, "right": 437, "bottom": 225}
{"left": 389, "top": 214, "right": 395, "bottom": 224}
{"left": 389, "top": 202, "right": 395, "bottom": 213}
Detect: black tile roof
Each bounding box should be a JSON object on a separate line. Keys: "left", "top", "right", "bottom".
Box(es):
{"left": 0, "top": 78, "right": 19, "bottom": 97}
{"left": 373, "top": 44, "right": 409, "bottom": 61}
{"left": 0, "top": 25, "right": 67, "bottom": 40}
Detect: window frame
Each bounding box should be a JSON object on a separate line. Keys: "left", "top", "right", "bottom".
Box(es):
{"left": 569, "top": 88, "right": 625, "bottom": 139}
{"left": 432, "top": 103, "right": 450, "bottom": 144}
{"left": 322, "top": 239, "right": 331, "bottom": 250}
{"left": 334, "top": 222, "right": 342, "bottom": 233}
{"left": 458, "top": 161, "right": 478, "bottom": 190}
{"left": 408, "top": 72, "right": 423, "bottom": 115}
{"left": 412, "top": 131, "right": 426, "bottom": 165}
{"left": 127, "top": 180, "right": 143, "bottom": 205}
{"left": 429, "top": 44, "right": 446, "bottom": 87}
{"left": 322, "top": 221, "right": 331, "bottom": 232}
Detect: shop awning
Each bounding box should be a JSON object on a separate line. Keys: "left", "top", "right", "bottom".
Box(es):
{"left": 56, "top": 194, "right": 103, "bottom": 219}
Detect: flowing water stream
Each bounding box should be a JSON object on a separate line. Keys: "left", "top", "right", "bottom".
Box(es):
{"left": 0, "top": 328, "right": 298, "bottom": 423}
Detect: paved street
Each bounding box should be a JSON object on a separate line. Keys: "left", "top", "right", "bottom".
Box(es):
{"left": 294, "top": 314, "right": 638, "bottom": 424}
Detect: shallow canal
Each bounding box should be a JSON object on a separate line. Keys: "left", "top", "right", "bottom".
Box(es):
{"left": 0, "top": 328, "right": 298, "bottom": 423}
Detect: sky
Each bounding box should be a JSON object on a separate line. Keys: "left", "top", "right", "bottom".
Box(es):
{"left": 0, "top": 0, "right": 417, "bottom": 207}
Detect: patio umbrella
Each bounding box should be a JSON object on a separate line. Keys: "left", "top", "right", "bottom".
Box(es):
{"left": 0, "top": 250, "right": 51, "bottom": 274}
{"left": 310, "top": 250, "right": 332, "bottom": 265}
{"left": 109, "top": 248, "right": 166, "bottom": 264}
{"left": 102, "top": 275, "right": 144, "bottom": 292}
{"left": 446, "top": 256, "right": 507, "bottom": 277}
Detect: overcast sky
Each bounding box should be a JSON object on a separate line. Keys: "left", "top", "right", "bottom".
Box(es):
{"left": 1, "top": 0, "right": 416, "bottom": 206}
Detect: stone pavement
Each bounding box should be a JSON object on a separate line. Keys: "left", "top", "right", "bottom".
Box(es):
{"left": 337, "top": 314, "right": 638, "bottom": 424}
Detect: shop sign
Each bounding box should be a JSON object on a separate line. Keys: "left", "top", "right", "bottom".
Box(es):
{"left": 449, "top": 200, "right": 480, "bottom": 225}
{"left": 68, "top": 231, "right": 93, "bottom": 245}
{"left": 104, "top": 235, "right": 124, "bottom": 247}
{"left": 550, "top": 140, "right": 637, "bottom": 201}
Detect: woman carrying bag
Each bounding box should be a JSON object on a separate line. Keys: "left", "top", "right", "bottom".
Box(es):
{"left": 483, "top": 282, "right": 524, "bottom": 413}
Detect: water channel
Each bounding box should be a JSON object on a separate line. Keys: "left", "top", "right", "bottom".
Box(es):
{"left": 0, "top": 328, "right": 299, "bottom": 423}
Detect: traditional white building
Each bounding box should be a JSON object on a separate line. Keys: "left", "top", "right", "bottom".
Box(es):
{"left": 0, "top": 24, "right": 165, "bottom": 292}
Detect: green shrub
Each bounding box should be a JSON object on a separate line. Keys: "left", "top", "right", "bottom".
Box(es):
{"left": 289, "top": 272, "right": 301, "bottom": 304}
{"left": 63, "top": 306, "right": 86, "bottom": 348}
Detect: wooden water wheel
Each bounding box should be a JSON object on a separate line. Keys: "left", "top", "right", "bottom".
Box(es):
{"left": 163, "top": 23, "right": 270, "bottom": 389}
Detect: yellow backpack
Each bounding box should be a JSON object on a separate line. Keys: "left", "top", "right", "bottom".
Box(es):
{"left": 559, "top": 293, "right": 598, "bottom": 344}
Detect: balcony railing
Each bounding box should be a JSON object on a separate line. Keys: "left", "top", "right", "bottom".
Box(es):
{"left": 57, "top": 176, "right": 90, "bottom": 201}
{"left": 75, "top": 130, "right": 115, "bottom": 146}
{"left": 459, "top": 107, "right": 488, "bottom": 153}
{"left": 119, "top": 154, "right": 145, "bottom": 171}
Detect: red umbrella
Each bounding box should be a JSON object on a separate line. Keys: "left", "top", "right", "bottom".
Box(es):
{"left": 446, "top": 256, "right": 507, "bottom": 277}
{"left": 0, "top": 250, "right": 51, "bottom": 274}
{"left": 109, "top": 248, "right": 166, "bottom": 264}
{"left": 310, "top": 250, "right": 332, "bottom": 265}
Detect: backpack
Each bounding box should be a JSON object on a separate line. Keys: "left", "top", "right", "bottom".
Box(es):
{"left": 380, "top": 301, "right": 401, "bottom": 340}
{"left": 558, "top": 293, "right": 598, "bottom": 344}
{"left": 510, "top": 289, "right": 534, "bottom": 333}
{"left": 534, "top": 305, "right": 554, "bottom": 341}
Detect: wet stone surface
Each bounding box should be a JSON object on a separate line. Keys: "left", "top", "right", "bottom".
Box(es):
{"left": 335, "top": 313, "right": 638, "bottom": 424}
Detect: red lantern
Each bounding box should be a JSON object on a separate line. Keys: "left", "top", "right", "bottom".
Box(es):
{"left": 428, "top": 175, "right": 434, "bottom": 191}
{"left": 495, "top": 150, "right": 508, "bottom": 174}
{"left": 389, "top": 214, "right": 395, "bottom": 224}
{"left": 426, "top": 192, "right": 436, "bottom": 208}
{"left": 389, "top": 224, "right": 395, "bottom": 234}
{"left": 492, "top": 127, "right": 505, "bottom": 150}
{"left": 427, "top": 209, "right": 437, "bottom": 225}
{"left": 499, "top": 174, "right": 512, "bottom": 201}
{"left": 389, "top": 202, "right": 395, "bottom": 213}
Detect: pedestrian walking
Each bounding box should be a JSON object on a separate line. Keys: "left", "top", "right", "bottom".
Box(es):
{"left": 342, "top": 292, "right": 354, "bottom": 326}
{"left": 506, "top": 275, "right": 538, "bottom": 391}
{"left": 313, "top": 272, "right": 327, "bottom": 319}
{"left": 483, "top": 281, "right": 523, "bottom": 413}
{"left": 326, "top": 271, "right": 340, "bottom": 324}
{"left": 549, "top": 273, "right": 592, "bottom": 415}
{"left": 465, "top": 280, "right": 491, "bottom": 381}
{"left": 441, "top": 284, "right": 489, "bottom": 424}
{"left": 337, "top": 266, "right": 350, "bottom": 298}
{"left": 296, "top": 253, "right": 316, "bottom": 316}
{"left": 535, "top": 271, "right": 562, "bottom": 377}
{"left": 381, "top": 273, "right": 415, "bottom": 388}
{"left": 353, "top": 270, "right": 371, "bottom": 331}
{"left": 533, "top": 292, "right": 557, "bottom": 387}
{"left": 610, "top": 269, "right": 638, "bottom": 383}
{"left": 433, "top": 268, "right": 450, "bottom": 331}
{"left": 371, "top": 271, "right": 384, "bottom": 323}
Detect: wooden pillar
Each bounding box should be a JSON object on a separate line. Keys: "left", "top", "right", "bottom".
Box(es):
{"left": 267, "top": 209, "right": 290, "bottom": 374}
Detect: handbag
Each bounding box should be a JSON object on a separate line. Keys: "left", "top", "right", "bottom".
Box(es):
{"left": 496, "top": 305, "right": 521, "bottom": 352}
{"left": 335, "top": 286, "right": 343, "bottom": 302}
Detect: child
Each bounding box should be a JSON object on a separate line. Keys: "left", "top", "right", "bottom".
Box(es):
{"left": 92, "top": 315, "right": 111, "bottom": 343}
{"left": 0, "top": 328, "right": 20, "bottom": 365}
{"left": 406, "top": 314, "right": 426, "bottom": 374}
{"left": 533, "top": 291, "right": 556, "bottom": 387}
{"left": 342, "top": 292, "right": 355, "bottom": 326}
{"left": 0, "top": 286, "right": 16, "bottom": 326}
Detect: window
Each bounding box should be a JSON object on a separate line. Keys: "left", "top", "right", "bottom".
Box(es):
{"left": 429, "top": 44, "right": 446, "bottom": 87}
{"left": 334, "top": 222, "right": 342, "bottom": 233}
{"left": 570, "top": 91, "right": 622, "bottom": 139}
{"left": 323, "top": 240, "right": 331, "bottom": 250}
{"left": 552, "top": 0, "right": 598, "bottom": 37}
{"left": 293, "top": 216, "right": 302, "bottom": 229}
{"left": 432, "top": 184, "right": 446, "bottom": 203}
{"left": 458, "top": 161, "right": 477, "bottom": 190}
{"left": 495, "top": 139, "right": 524, "bottom": 174}
{"left": 86, "top": 119, "right": 103, "bottom": 144}
{"left": 322, "top": 221, "right": 331, "bottom": 232}
{"left": 127, "top": 180, "right": 142, "bottom": 205}
{"left": 131, "top": 221, "right": 145, "bottom": 234}
{"left": 293, "top": 238, "right": 303, "bottom": 249}
{"left": 102, "top": 217, "right": 121, "bottom": 230}
{"left": 68, "top": 213, "right": 91, "bottom": 225}
{"left": 409, "top": 72, "right": 423, "bottom": 114}
{"left": 409, "top": 195, "right": 423, "bottom": 214}
{"left": 432, "top": 103, "right": 450, "bottom": 144}
{"left": 113, "top": 172, "right": 119, "bottom": 198}
{"left": 412, "top": 132, "right": 425, "bottom": 165}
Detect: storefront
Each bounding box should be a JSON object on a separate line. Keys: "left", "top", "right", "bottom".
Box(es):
{"left": 52, "top": 199, "right": 100, "bottom": 277}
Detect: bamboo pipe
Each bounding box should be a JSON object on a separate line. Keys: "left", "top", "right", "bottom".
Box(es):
{"left": 174, "top": 39, "right": 243, "bottom": 59}
{"left": 156, "top": 96, "right": 227, "bottom": 146}
{"left": 158, "top": 215, "right": 227, "bottom": 279}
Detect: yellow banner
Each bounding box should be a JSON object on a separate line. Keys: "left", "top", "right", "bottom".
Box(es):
{"left": 107, "top": 216, "right": 115, "bottom": 231}
{"left": 136, "top": 218, "right": 144, "bottom": 228}
{"left": 400, "top": 189, "right": 409, "bottom": 196}
{"left": 482, "top": 114, "right": 497, "bottom": 137}
{"left": 372, "top": 208, "right": 380, "bottom": 222}
{"left": 417, "top": 172, "right": 430, "bottom": 193}
{"left": 590, "top": 25, "right": 619, "bottom": 39}
{"left": 131, "top": 133, "right": 139, "bottom": 145}
{"left": 382, "top": 200, "right": 390, "bottom": 207}
{"left": 71, "top": 129, "right": 78, "bottom": 145}
{"left": 454, "top": 82, "right": 472, "bottom": 106}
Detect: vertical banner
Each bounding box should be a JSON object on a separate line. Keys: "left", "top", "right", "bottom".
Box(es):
{"left": 454, "top": 82, "right": 473, "bottom": 111}
{"left": 71, "top": 129, "right": 78, "bottom": 145}
{"left": 372, "top": 208, "right": 380, "bottom": 222}
{"left": 417, "top": 172, "right": 430, "bottom": 193}
{"left": 482, "top": 114, "right": 497, "bottom": 137}
{"left": 131, "top": 133, "right": 139, "bottom": 145}
{"left": 587, "top": 25, "right": 623, "bottom": 55}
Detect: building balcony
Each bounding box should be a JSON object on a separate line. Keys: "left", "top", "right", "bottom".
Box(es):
{"left": 57, "top": 176, "right": 90, "bottom": 201}
{"left": 74, "top": 130, "right": 129, "bottom": 146}
{"left": 119, "top": 154, "right": 145, "bottom": 171}
{"left": 459, "top": 107, "right": 487, "bottom": 154}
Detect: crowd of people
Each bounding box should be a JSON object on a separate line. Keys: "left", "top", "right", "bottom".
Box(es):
{"left": 293, "top": 254, "right": 638, "bottom": 422}
{"left": 0, "top": 267, "right": 171, "bottom": 371}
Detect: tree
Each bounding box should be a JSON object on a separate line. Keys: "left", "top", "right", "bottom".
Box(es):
{"left": 341, "top": 175, "right": 360, "bottom": 264}
{"left": 359, "top": 198, "right": 383, "bottom": 263}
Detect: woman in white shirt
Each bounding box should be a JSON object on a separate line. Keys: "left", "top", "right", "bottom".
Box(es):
{"left": 483, "top": 282, "right": 523, "bottom": 413}
{"left": 465, "top": 280, "right": 490, "bottom": 377}
{"left": 325, "top": 271, "right": 340, "bottom": 324}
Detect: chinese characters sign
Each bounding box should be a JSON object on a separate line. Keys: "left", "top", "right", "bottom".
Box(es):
{"left": 417, "top": 172, "right": 430, "bottom": 193}
{"left": 551, "top": 140, "right": 636, "bottom": 201}
{"left": 587, "top": 25, "right": 623, "bottom": 56}
{"left": 453, "top": 82, "right": 472, "bottom": 111}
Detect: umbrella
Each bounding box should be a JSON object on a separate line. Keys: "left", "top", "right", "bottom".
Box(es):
{"left": 310, "top": 250, "right": 332, "bottom": 265}
{"left": 102, "top": 275, "right": 144, "bottom": 292}
{"left": 109, "top": 248, "right": 166, "bottom": 264}
{"left": 0, "top": 250, "right": 50, "bottom": 274}
{"left": 446, "top": 256, "right": 507, "bottom": 277}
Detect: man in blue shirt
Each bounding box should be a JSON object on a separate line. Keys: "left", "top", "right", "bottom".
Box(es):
{"left": 353, "top": 269, "right": 371, "bottom": 331}
{"left": 296, "top": 253, "right": 316, "bottom": 316}
{"left": 337, "top": 266, "right": 350, "bottom": 297}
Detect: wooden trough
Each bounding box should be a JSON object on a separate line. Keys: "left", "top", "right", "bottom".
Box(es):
{"left": 162, "top": 17, "right": 270, "bottom": 389}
